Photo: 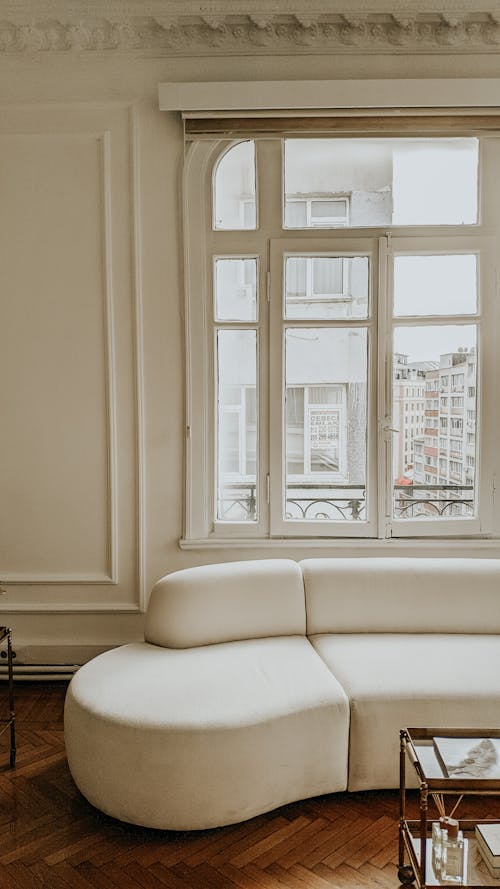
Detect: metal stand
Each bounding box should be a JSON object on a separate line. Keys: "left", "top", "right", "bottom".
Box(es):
{"left": 0, "top": 628, "right": 16, "bottom": 767}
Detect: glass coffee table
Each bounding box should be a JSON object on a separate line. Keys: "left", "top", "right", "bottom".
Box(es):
{"left": 399, "top": 728, "right": 500, "bottom": 888}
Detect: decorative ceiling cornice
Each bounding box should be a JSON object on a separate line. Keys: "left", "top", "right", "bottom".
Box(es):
{"left": 1, "top": 1, "right": 500, "bottom": 54}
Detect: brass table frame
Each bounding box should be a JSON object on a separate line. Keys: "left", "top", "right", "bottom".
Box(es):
{"left": 399, "top": 727, "right": 500, "bottom": 888}
{"left": 0, "top": 628, "right": 15, "bottom": 767}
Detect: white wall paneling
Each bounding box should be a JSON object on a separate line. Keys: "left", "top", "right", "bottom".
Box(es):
{"left": 0, "top": 104, "right": 144, "bottom": 612}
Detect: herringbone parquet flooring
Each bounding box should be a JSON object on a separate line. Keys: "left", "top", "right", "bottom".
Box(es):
{"left": 1, "top": 683, "right": 500, "bottom": 888}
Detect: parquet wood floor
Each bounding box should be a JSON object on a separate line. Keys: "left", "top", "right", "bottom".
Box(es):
{"left": 1, "top": 682, "right": 500, "bottom": 888}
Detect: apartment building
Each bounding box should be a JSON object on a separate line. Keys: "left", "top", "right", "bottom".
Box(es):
{"left": 393, "top": 353, "right": 428, "bottom": 480}
{"left": 413, "top": 348, "right": 477, "bottom": 516}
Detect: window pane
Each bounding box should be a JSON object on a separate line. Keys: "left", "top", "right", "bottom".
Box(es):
{"left": 393, "top": 326, "right": 477, "bottom": 520}
{"left": 214, "top": 141, "right": 256, "bottom": 230}
{"left": 285, "top": 328, "right": 367, "bottom": 521}
{"left": 285, "top": 255, "right": 369, "bottom": 320}
{"left": 393, "top": 141, "right": 478, "bottom": 225}
{"left": 394, "top": 255, "right": 477, "bottom": 317}
{"left": 284, "top": 138, "right": 478, "bottom": 228}
{"left": 217, "top": 330, "right": 257, "bottom": 522}
{"left": 215, "top": 258, "right": 257, "bottom": 321}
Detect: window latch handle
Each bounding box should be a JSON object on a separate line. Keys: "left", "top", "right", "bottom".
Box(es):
{"left": 380, "top": 418, "right": 399, "bottom": 433}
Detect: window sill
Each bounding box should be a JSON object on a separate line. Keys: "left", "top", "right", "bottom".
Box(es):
{"left": 179, "top": 536, "right": 500, "bottom": 556}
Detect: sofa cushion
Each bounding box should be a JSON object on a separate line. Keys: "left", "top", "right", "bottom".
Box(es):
{"left": 145, "top": 559, "right": 305, "bottom": 648}
{"left": 311, "top": 633, "right": 500, "bottom": 791}
{"left": 65, "top": 636, "right": 349, "bottom": 830}
{"left": 302, "top": 558, "right": 500, "bottom": 634}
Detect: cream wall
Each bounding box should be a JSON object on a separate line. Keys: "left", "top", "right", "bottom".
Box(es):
{"left": 1, "top": 28, "right": 500, "bottom": 660}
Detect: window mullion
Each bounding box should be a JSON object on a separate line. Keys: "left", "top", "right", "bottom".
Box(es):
{"left": 377, "top": 235, "right": 392, "bottom": 538}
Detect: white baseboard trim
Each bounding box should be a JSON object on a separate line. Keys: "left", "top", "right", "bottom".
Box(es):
{"left": 0, "top": 644, "right": 118, "bottom": 679}
{"left": 0, "top": 663, "right": 79, "bottom": 681}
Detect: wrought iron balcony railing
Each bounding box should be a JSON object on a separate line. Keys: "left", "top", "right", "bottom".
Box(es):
{"left": 393, "top": 483, "right": 474, "bottom": 518}
{"left": 217, "top": 483, "right": 474, "bottom": 522}
{"left": 285, "top": 485, "right": 365, "bottom": 521}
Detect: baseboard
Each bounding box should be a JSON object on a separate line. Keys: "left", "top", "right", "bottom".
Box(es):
{"left": 0, "top": 644, "right": 117, "bottom": 680}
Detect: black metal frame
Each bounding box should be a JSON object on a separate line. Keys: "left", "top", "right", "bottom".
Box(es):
{"left": 0, "top": 628, "right": 16, "bottom": 768}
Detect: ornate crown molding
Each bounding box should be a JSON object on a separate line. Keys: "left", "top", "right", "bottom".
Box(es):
{"left": 1, "top": 1, "right": 500, "bottom": 54}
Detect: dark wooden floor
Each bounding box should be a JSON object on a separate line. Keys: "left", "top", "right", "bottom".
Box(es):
{"left": 1, "top": 683, "right": 500, "bottom": 888}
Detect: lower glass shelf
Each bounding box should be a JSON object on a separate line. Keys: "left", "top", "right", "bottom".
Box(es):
{"left": 404, "top": 822, "right": 500, "bottom": 887}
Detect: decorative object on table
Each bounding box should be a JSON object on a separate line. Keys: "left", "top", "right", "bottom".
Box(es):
{"left": 475, "top": 823, "right": 500, "bottom": 878}
{"left": 434, "top": 736, "right": 500, "bottom": 779}
{"left": 441, "top": 821, "right": 465, "bottom": 883}
{"left": 431, "top": 793, "right": 465, "bottom": 882}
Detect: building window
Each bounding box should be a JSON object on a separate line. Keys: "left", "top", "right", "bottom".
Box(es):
{"left": 184, "top": 132, "right": 499, "bottom": 542}
{"left": 284, "top": 195, "right": 350, "bottom": 229}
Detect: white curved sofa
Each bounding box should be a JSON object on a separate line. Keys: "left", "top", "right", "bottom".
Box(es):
{"left": 64, "top": 557, "right": 500, "bottom": 831}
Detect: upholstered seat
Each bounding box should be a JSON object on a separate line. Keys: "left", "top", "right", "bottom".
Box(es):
{"left": 65, "top": 636, "right": 349, "bottom": 830}
{"left": 311, "top": 633, "right": 500, "bottom": 790}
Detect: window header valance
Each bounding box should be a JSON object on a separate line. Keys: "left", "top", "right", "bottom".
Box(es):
{"left": 159, "top": 78, "right": 500, "bottom": 138}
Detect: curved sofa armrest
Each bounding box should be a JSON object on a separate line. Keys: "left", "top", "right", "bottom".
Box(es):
{"left": 145, "top": 558, "right": 306, "bottom": 648}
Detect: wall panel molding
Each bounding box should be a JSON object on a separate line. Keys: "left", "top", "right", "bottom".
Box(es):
{"left": 0, "top": 129, "right": 118, "bottom": 587}
{"left": 0, "top": 103, "right": 144, "bottom": 613}
{"left": 129, "top": 105, "right": 147, "bottom": 612}
{"left": 1, "top": 3, "right": 500, "bottom": 55}
{"left": 100, "top": 129, "right": 119, "bottom": 586}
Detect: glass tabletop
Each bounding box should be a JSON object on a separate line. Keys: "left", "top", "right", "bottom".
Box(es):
{"left": 406, "top": 728, "right": 500, "bottom": 791}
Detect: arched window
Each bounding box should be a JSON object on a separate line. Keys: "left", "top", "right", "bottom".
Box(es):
{"left": 182, "top": 131, "right": 498, "bottom": 546}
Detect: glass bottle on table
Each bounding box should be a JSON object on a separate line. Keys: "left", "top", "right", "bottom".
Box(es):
{"left": 442, "top": 824, "right": 465, "bottom": 883}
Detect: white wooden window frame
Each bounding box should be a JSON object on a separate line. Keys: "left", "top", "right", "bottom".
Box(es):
{"left": 181, "top": 132, "right": 500, "bottom": 549}
{"left": 387, "top": 235, "right": 495, "bottom": 539}
{"left": 270, "top": 236, "right": 377, "bottom": 538}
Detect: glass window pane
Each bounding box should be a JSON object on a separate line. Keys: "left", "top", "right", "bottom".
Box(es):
{"left": 284, "top": 138, "right": 478, "bottom": 228}
{"left": 285, "top": 255, "right": 369, "bottom": 320}
{"left": 285, "top": 328, "right": 367, "bottom": 522}
{"left": 214, "top": 141, "right": 256, "bottom": 230}
{"left": 392, "top": 326, "right": 477, "bottom": 520}
{"left": 394, "top": 255, "right": 477, "bottom": 317}
{"left": 393, "top": 141, "right": 478, "bottom": 225}
{"left": 217, "top": 330, "right": 257, "bottom": 522}
{"left": 215, "top": 258, "right": 257, "bottom": 321}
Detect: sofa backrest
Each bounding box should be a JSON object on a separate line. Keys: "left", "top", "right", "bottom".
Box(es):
{"left": 145, "top": 559, "right": 305, "bottom": 648}
{"left": 301, "top": 557, "right": 500, "bottom": 634}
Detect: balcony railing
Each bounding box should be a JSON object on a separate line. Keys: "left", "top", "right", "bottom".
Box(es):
{"left": 285, "top": 485, "right": 366, "bottom": 521}
{"left": 393, "top": 484, "right": 474, "bottom": 518}
{"left": 218, "top": 483, "right": 366, "bottom": 521}
{"left": 218, "top": 482, "right": 474, "bottom": 522}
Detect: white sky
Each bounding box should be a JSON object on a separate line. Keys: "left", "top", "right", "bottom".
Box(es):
{"left": 393, "top": 142, "right": 478, "bottom": 225}
{"left": 394, "top": 254, "right": 477, "bottom": 317}
{"left": 393, "top": 324, "right": 476, "bottom": 363}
